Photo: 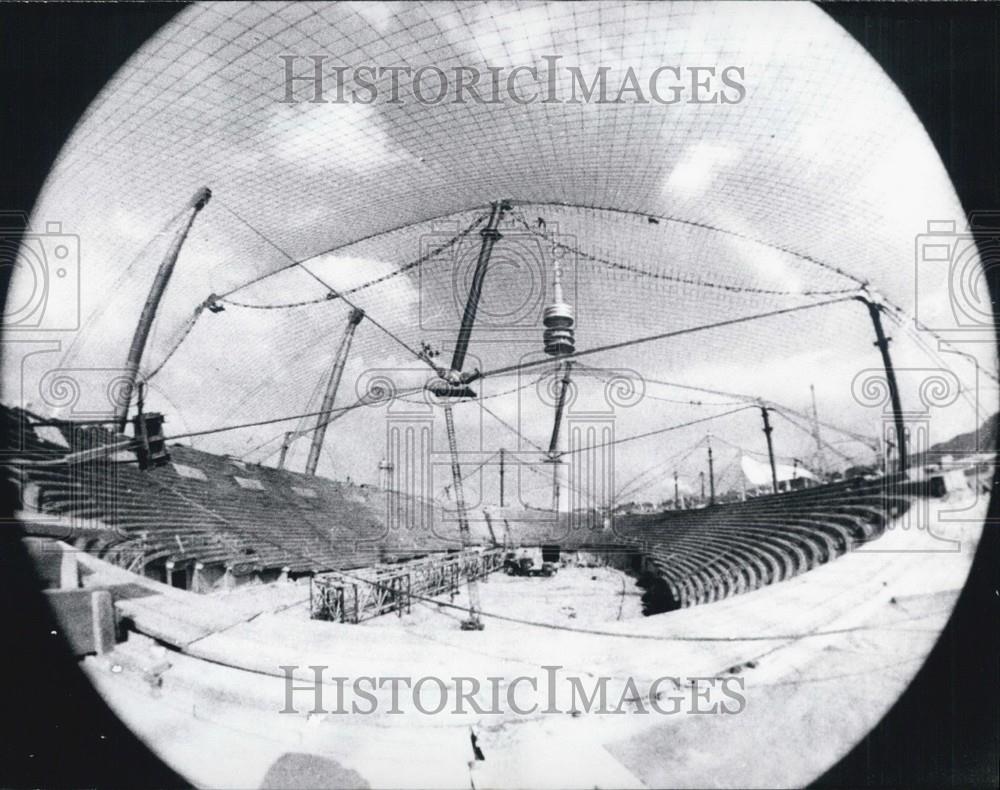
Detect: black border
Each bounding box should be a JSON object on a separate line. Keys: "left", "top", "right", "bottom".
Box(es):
{"left": 816, "top": 4, "right": 999, "bottom": 784}
{"left": 0, "top": 2, "right": 996, "bottom": 787}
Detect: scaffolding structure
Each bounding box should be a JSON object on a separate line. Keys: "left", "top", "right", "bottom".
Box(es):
{"left": 310, "top": 548, "right": 504, "bottom": 623}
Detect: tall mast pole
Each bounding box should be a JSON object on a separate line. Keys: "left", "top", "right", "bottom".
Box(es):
{"left": 305, "top": 307, "right": 365, "bottom": 476}
{"left": 446, "top": 200, "right": 509, "bottom": 381}
{"left": 276, "top": 432, "right": 293, "bottom": 470}
{"left": 499, "top": 447, "right": 505, "bottom": 507}
{"left": 809, "top": 384, "right": 827, "bottom": 478}
{"left": 547, "top": 360, "right": 573, "bottom": 512}
{"left": 856, "top": 292, "right": 907, "bottom": 475}
{"left": 707, "top": 433, "right": 715, "bottom": 505}
{"left": 547, "top": 361, "right": 573, "bottom": 457}
{"left": 115, "top": 187, "right": 211, "bottom": 432}
{"left": 433, "top": 199, "right": 509, "bottom": 631}
{"left": 760, "top": 405, "right": 779, "bottom": 494}
{"left": 673, "top": 470, "right": 679, "bottom": 509}
{"left": 443, "top": 402, "right": 483, "bottom": 629}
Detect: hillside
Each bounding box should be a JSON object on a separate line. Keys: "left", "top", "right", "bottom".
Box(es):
{"left": 926, "top": 411, "right": 998, "bottom": 457}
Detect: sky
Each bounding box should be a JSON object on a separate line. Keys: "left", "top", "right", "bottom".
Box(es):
{"left": 4, "top": 1, "right": 997, "bottom": 509}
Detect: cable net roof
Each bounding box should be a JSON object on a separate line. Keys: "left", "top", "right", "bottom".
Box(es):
{"left": 7, "top": 1, "right": 996, "bottom": 503}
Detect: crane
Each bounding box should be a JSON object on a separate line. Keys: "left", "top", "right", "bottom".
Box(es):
{"left": 430, "top": 199, "right": 510, "bottom": 631}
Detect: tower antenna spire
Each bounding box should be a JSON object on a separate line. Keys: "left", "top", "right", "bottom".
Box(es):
{"left": 542, "top": 230, "right": 577, "bottom": 511}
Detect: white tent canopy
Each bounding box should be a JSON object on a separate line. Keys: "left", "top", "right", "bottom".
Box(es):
{"left": 740, "top": 454, "right": 817, "bottom": 487}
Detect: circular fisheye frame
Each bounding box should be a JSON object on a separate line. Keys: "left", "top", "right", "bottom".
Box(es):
{"left": 0, "top": 238, "right": 48, "bottom": 326}
{"left": 2, "top": 2, "right": 996, "bottom": 789}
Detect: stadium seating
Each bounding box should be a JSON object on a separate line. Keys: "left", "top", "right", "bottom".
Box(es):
{"left": 2, "top": 406, "right": 453, "bottom": 583}
{"left": 494, "top": 476, "right": 912, "bottom": 609}
{"left": 2, "top": 404, "right": 916, "bottom": 607}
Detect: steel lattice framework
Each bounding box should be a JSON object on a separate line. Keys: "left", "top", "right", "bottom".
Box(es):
{"left": 310, "top": 547, "right": 504, "bottom": 622}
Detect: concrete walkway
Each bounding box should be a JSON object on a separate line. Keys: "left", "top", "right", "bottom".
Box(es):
{"left": 77, "top": 490, "right": 986, "bottom": 788}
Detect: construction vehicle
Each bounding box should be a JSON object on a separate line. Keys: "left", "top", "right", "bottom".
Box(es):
{"left": 503, "top": 552, "right": 557, "bottom": 578}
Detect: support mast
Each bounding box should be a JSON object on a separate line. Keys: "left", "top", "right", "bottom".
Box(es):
{"left": 276, "top": 432, "right": 293, "bottom": 470}
{"left": 856, "top": 292, "right": 907, "bottom": 475}
{"left": 433, "top": 199, "right": 510, "bottom": 631}
{"left": 760, "top": 405, "right": 779, "bottom": 494}
{"left": 809, "top": 384, "right": 827, "bottom": 478}
{"left": 305, "top": 307, "right": 365, "bottom": 477}
{"left": 547, "top": 360, "right": 573, "bottom": 512}
{"left": 499, "top": 447, "right": 505, "bottom": 507}
{"left": 707, "top": 433, "right": 715, "bottom": 505}
{"left": 446, "top": 200, "right": 509, "bottom": 381}
{"left": 115, "top": 187, "right": 211, "bottom": 432}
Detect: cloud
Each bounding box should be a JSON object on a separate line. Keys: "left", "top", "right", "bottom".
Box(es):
{"left": 712, "top": 207, "right": 806, "bottom": 293}
{"left": 353, "top": 2, "right": 397, "bottom": 33}
{"left": 304, "top": 253, "right": 419, "bottom": 310}
{"left": 268, "top": 101, "right": 410, "bottom": 174}
{"left": 665, "top": 143, "right": 740, "bottom": 199}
